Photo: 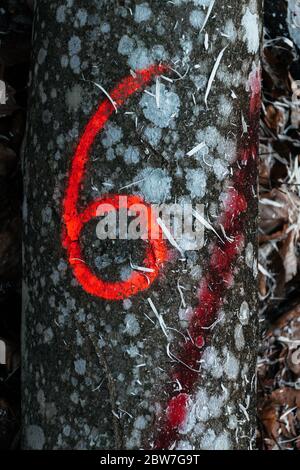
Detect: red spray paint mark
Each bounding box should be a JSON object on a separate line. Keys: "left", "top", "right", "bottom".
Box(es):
{"left": 153, "top": 69, "right": 261, "bottom": 449}
{"left": 62, "top": 65, "right": 168, "bottom": 300}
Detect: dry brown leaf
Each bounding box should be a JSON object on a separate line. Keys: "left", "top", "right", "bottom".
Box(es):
{"left": 271, "top": 387, "right": 300, "bottom": 408}
{"left": 265, "top": 104, "right": 287, "bottom": 134}
{"left": 261, "top": 402, "right": 280, "bottom": 440}
{"left": 280, "top": 230, "right": 298, "bottom": 283}
{"left": 259, "top": 188, "right": 300, "bottom": 234}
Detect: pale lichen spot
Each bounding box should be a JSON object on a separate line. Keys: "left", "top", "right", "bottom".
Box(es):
{"left": 140, "top": 84, "right": 180, "bottom": 128}
{"left": 60, "top": 55, "right": 69, "bottom": 68}
{"left": 76, "top": 8, "right": 87, "bottom": 27}
{"left": 135, "top": 167, "right": 172, "bottom": 203}
{"left": 124, "top": 146, "right": 140, "bottom": 165}
{"left": 214, "top": 432, "right": 231, "bottom": 450}
{"left": 128, "top": 47, "right": 152, "bottom": 70}
{"left": 101, "top": 123, "right": 123, "bottom": 148}
{"left": 118, "top": 35, "right": 135, "bottom": 56}
{"left": 224, "top": 352, "right": 239, "bottom": 380}
{"left": 219, "top": 95, "right": 233, "bottom": 117}
{"left": 37, "top": 48, "right": 47, "bottom": 65}
{"left": 68, "top": 36, "right": 81, "bottom": 56}
{"left": 100, "top": 22, "right": 111, "bottom": 34}
{"left": 124, "top": 314, "right": 140, "bottom": 337}
{"left": 234, "top": 323, "right": 245, "bottom": 351}
{"left": 65, "top": 84, "right": 82, "bottom": 112}
{"left": 63, "top": 425, "right": 71, "bottom": 437}
{"left": 74, "top": 358, "right": 86, "bottom": 375}
{"left": 228, "top": 414, "right": 238, "bottom": 429}
{"left": 123, "top": 299, "right": 132, "bottom": 310}
{"left": 185, "top": 168, "right": 207, "bottom": 199}
{"left": 238, "top": 300, "right": 250, "bottom": 325}
{"left": 245, "top": 242, "right": 254, "bottom": 269}
{"left": 213, "top": 159, "right": 228, "bottom": 181}
{"left": 189, "top": 10, "right": 205, "bottom": 29}
{"left": 134, "top": 415, "right": 147, "bottom": 430}
{"left": 143, "top": 126, "right": 162, "bottom": 147}
{"left": 200, "top": 429, "right": 216, "bottom": 449}
{"left": 176, "top": 440, "right": 194, "bottom": 450}
{"left": 26, "top": 425, "right": 45, "bottom": 450}
{"left": 43, "top": 327, "right": 54, "bottom": 344}
{"left": 241, "top": 7, "right": 259, "bottom": 54}
{"left": 223, "top": 19, "right": 237, "bottom": 42}
{"left": 56, "top": 5, "right": 66, "bottom": 23}
{"left": 134, "top": 3, "right": 152, "bottom": 23}
{"left": 201, "top": 346, "right": 223, "bottom": 378}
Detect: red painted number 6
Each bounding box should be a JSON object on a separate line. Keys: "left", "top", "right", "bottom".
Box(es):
{"left": 62, "top": 65, "right": 168, "bottom": 300}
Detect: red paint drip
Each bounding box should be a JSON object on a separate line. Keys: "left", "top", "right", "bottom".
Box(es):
{"left": 62, "top": 65, "right": 168, "bottom": 300}
{"left": 167, "top": 393, "right": 189, "bottom": 428}
{"left": 154, "top": 69, "right": 261, "bottom": 449}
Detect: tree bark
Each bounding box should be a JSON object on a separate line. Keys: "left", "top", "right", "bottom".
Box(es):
{"left": 23, "top": 0, "right": 262, "bottom": 450}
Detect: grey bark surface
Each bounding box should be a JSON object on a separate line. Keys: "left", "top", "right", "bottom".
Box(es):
{"left": 23, "top": 0, "right": 262, "bottom": 450}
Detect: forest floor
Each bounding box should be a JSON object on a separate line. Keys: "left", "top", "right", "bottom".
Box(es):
{"left": 257, "top": 0, "right": 300, "bottom": 450}
{"left": 0, "top": 0, "right": 299, "bottom": 450}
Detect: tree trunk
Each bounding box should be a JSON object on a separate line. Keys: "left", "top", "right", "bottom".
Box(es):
{"left": 23, "top": 0, "right": 262, "bottom": 450}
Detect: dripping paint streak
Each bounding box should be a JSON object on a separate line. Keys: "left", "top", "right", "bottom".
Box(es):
{"left": 153, "top": 67, "right": 261, "bottom": 449}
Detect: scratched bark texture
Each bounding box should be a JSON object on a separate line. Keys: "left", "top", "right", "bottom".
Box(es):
{"left": 23, "top": 0, "right": 262, "bottom": 450}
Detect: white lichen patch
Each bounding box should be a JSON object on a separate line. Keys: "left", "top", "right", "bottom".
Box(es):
{"left": 201, "top": 346, "right": 223, "bottom": 378}
{"left": 100, "top": 22, "right": 111, "bottom": 34}
{"left": 245, "top": 242, "right": 254, "bottom": 269}
{"left": 224, "top": 351, "right": 240, "bottom": 380}
{"left": 134, "top": 415, "right": 148, "bottom": 430}
{"left": 124, "top": 146, "right": 140, "bottom": 165}
{"left": 123, "top": 299, "right": 132, "bottom": 310}
{"left": 200, "top": 429, "right": 216, "bottom": 449}
{"left": 70, "top": 55, "right": 80, "bottom": 74}
{"left": 190, "top": 73, "right": 207, "bottom": 91}
{"left": 213, "top": 159, "right": 228, "bottom": 181}
{"left": 56, "top": 5, "right": 66, "bottom": 23}
{"left": 75, "top": 8, "right": 87, "bottom": 27}
{"left": 223, "top": 19, "right": 237, "bottom": 42}
{"left": 43, "top": 327, "right": 54, "bottom": 344}
{"left": 101, "top": 123, "right": 123, "bottom": 148}
{"left": 238, "top": 300, "right": 250, "bottom": 325}
{"left": 143, "top": 126, "right": 162, "bottom": 147}
{"left": 241, "top": 7, "right": 259, "bottom": 54}
{"left": 37, "top": 48, "right": 47, "bottom": 65}
{"left": 218, "top": 95, "right": 233, "bottom": 117}
{"left": 139, "top": 84, "right": 180, "bottom": 128}
{"left": 287, "top": 0, "right": 300, "bottom": 49}
{"left": 185, "top": 168, "right": 207, "bottom": 199}
{"left": 65, "top": 84, "right": 82, "bottom": 112}
{"left": 135, "top": 167, "right": 172, "bottom": 203}
{"left": 234, "top": 323, "right": 245, "bottom": 351}
{"left": 176, "top": 440, "right": 194, "bottom": 450}
{"left": 128, "top": 47, "right": 153, "bottom": 70}
{"left": 214, "top": 431, "right": 231, "bottom": 450}
{"left": 189, "top": 9, "right": 205, "bottom": 29}
{"left": 118, "top": 35, "right": 135, "bottom": 56}
{"left": 68, "top": 36, "right": 81, "bottom": 56}
{"left": 134, "top": 3, "right": 152, "bottom": 23}
{"left": 124, "top": 314, "right": 141, "bottom": 337}
{"left": 74, "top": 358, "right": 86, "bottom": 376}
{"left": 25, "top": 425, "right": 45, "bottom": 450}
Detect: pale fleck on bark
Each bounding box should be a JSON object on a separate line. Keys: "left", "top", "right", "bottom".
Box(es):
{"left": 23, "top": 0, "right": 262, "bottom": 450}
